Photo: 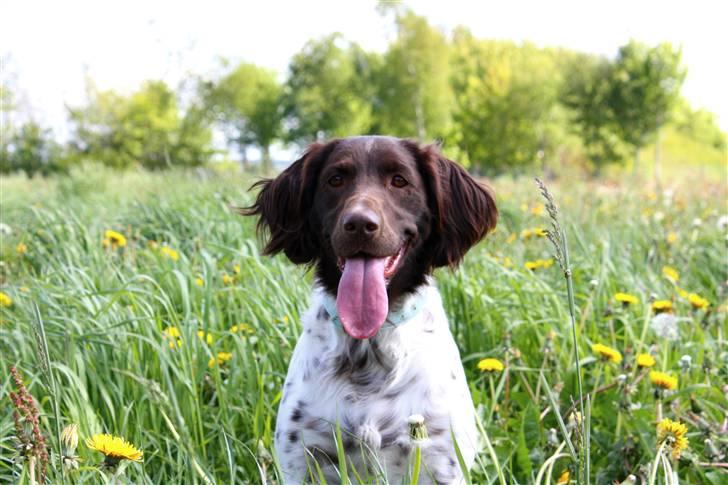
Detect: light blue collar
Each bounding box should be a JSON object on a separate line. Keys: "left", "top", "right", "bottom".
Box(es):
{"left": 322, "top": 291, "right": 426, "bottom": 330}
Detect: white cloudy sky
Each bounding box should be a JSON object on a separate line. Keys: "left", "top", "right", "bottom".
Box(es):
{"left": 3, "top": 0, "right": 728, "bottom": 142}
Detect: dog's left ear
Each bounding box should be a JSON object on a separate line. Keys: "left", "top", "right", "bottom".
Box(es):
{"left": 410, "top": 142, "right": 498, "bottom": 268}
{"left": 240, "top": 141, "right": 338, "bottom": 265}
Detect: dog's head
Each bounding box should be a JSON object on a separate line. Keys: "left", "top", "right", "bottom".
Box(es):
{"left": 243, "top": 136, "right": 497, "bottom": 338}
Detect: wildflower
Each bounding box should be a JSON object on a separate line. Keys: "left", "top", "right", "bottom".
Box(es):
{"left": 16, "top": 242, "right": 27, "bottom": 254}
{"left": 197, "top": 330, "right": 213, "bottom": 345}
{"left": 615, "top": 292, "right": 639, "bottom": 306}
{"left": 521, "top": 228, "right": 547, "bottom": 239}
{"left": 233, "top": 264, "right": 241, "bottom": 274}
{"left": 531, "top": 203, "right": 545, "bottom": 216}
{"left": 591, "top": 343, "right": 622, "bottom": 363}
{"left": 688, "top": 293, "right": 709, "bottom": 310}
{"left": 163, "top": 326, "right": 183, "bottom": 349}
{"left": 159, "top": 246, "right": 179, "bottom": 261}
{"left": 230, "top": 323, "right": 254, "bottom": 335}
{"left": 666, "top": 232, "right": 678, "bottom": 244}
{"left": 86, "top": 433, "right": 143, "bottom": 464}
{"left": 0, "top": 292, "right": 12, "bottom": 307}
{"left": 222, "top": 273, "right": 234, "bottom": 285}
{"left": 650, "top": 312, "right": 679, "bottom": 340}
{"left": 194, "top": 277, "right": 204, "bottom": 287}
{"left": 506, "top": 232, "right": 517, "bottom": 244}
{"left": 656, "top": 418, "right": 689, "bottom": 460}
{"left": 717, "top": 215, "right": 728, "bottom": 230}
{"left": 589, "top": 279, "right": 599, "bottom": 288}
{"left": 678, "top": 355, "right": 692, "bottom": 372}
{"left": 524, "top": 259, "right": 554, "bottom": 270}
{"left": 676, "top": 287, "right": 688, "bottom": 299}
{"left": 652, "top": 300, "right": 673, "bottom": 313}
{"left": 477, "top": 358, "right": 504, "bottom": 372}
{"left": 650, "top": 371, "right": 678, "bottom": 390}
{"left": 102, "top": 230, "right": 127, "bottom": 249}
{"left": 208, "top": 351, "right": 233, "bottom": 368}
{"left": 556, "top": 470, "right": 570, "bottom": 485}
{"left": 60, "top": 423, "right": 80, "bottom": 470}
{"left": 408, "top": 414, "right": 428, "bottom": 441}
{"left": 662, "top": 266, "right": 679, "bottom": 282}
{"left": 636, "top": 353, "right": 656, "bottom": 368}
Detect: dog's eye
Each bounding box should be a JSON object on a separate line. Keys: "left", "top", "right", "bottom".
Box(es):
{"left": 328, "top": 175, "right": 344, "bottom": 187}
{"left": 391, "top": 175, "right": 408, "bottom": 188}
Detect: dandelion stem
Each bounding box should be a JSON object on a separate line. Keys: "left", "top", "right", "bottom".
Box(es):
{"left": 648, "top": 441, "right": 668, "bottom": 485}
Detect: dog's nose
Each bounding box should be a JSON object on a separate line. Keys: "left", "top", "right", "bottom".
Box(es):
{"left": 342, "top": 208, "right": 381, "bottom": 235}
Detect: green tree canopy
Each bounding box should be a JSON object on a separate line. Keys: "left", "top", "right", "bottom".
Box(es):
{"left": 202, "top": 62, "right": 283, "bottom": 172}
{"left": 284, "top": 34, "right": 376, "bottom": 143}
{"left": 372, "top": 10, "right": 452, "bottom": 141}
{"left": 68, "top": 80, "right": 213, "bottom": 169}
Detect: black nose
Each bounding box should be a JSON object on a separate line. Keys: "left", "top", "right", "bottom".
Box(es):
{"left": 342, "top": 208, "right": 381, "bottom": 235}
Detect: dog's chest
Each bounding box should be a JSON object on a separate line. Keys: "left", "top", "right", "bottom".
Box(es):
{"left": 274, "top": 286, "right": 477, "bottom": 481}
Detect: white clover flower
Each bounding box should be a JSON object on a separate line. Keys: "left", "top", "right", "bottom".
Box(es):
{"left": 650, "top": 312, "right": 679, "bottom": 341}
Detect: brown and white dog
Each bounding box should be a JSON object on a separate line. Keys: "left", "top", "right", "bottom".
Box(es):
{"left": 244, "top": 136, "right": 497, "bottom": 484}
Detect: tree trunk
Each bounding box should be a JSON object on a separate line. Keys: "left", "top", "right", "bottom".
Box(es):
{"left": 654, "top": 127, "right": 662, "bottom": 190}
{"left": 240, "top": 145, "right": 249, "bottom": 172}
{"left": 261, "top": 145, "right": 272, "bottom": 175}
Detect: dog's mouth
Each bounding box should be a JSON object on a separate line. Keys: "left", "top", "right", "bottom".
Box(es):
{"left": 335, "top": 241, "right": 409, "bottom": 340}
{"left": 337, "top": 241, "right": 409, "bottom": 282}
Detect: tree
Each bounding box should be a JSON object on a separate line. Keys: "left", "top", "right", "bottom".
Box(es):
{"left": 561, "top": 53, "right": 629, "bottom": 173}
{"left": 373, "top": 10, "right": 452, "bottom": 141}
{"left": 284, "top": 34, "right": 376, "bottom": 144}
{"left": 0, "top": 121, "right": 66, "bottom": 176}
{"left": 449, "top": 29, "right": 562, "bottom": 174}
{"left": 68, "top": 80, "right": 213, "bottom": 169}
{"left": 608, "top": 41, "right": 686, "bottom": 177}
{"left": 203, "top": 62, "right": 283, "bottom": 173}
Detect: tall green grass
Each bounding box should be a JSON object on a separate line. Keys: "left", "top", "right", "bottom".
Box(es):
{"left": 1, "top": 164, "right": 725, "bottom": 483}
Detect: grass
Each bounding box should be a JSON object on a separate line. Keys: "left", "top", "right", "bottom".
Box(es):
{"left": 1, "top": 162, "right": 726, "bottom": 484}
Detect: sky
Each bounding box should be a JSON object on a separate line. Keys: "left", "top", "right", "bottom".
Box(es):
{"left": 3, "top": 0, "right": 728, "bottom": 145}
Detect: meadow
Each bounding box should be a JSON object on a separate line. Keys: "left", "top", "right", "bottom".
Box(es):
{"left": 1, "top": 162, "right": 726, "bottom": 484}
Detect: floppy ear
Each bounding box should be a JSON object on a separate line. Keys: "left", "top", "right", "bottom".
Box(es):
{"left": 416, "top": 143, "right": 498, "bottom": 268}
{"left": 240, "top": 142, "right": 336, "bottom": 264}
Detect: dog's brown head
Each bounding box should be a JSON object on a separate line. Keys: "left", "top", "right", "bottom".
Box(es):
{"left": 243, "top": 136, "right": 497, "bottom": 338}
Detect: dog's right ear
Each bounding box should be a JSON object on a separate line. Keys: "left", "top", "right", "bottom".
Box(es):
{"left": 239, "top": 142, "right": 336, "bottom": 265}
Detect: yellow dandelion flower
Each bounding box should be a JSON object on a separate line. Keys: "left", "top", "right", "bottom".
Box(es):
{"left": 688, "top": 293, "right": 709, "bottom": 310}
{"left": 650, "top": 371, "right": 678, "bottom": 390}
{"left": 531, "top": 203, "right": 545, "bottom": 216}
{"left": 540, "top": 258, "right": 554, "bottom": 269}
{"left": 656, "top": 418, "right": 689, "bottom": 460}
{"left": 16, "top": 242, "right": 27, "bottom": 254}
{"left": 556, "top": 469, "right": 570, "bottom": 485}
{"left": 636, "top": 353, "right": 656, "bottom": 368}
{"left": 666, "top": 232, "right": 678, "bottom": 244}
{"left": 197, "top": 330, "right": 213, "bottom": 345}
{"left": 208, "top": 351, "right": 233, "bottom": 368}
{"left": 0, "top": 292, "right": 12, "bottom": 307}
{"left": 163, "top": 326, "right": 183, "bottom": 349}
{"left": 591, "top": 343, "right": 622, "bottom": 363}
{"left": 159, "top": 246, "right": 179, "bottom": 261}
{"left": 222, "top": 273, "right": 233, "bottom": 285}
{"left": 662, "top": 266, "right": 679, "bottom": 282}
{"left": 194, "top": 277, "right": 204, "bottom": 287}
{"left": 230, "top": 323, "right": 254, "bottom": 335}
{"left": 102, "top": 230, "right": 127, "bottom": 248}
{"left": 506, "top": 233, "right": 517, "bottom": 244}
{"left": 477, "top": 358, "right": 504, "bottom": 372}
{"left": 233, "top": 264, "right": 241, "bottom": 274}
{"left": 86, "top": 433, "right": 143, "bottom": 463}
{"left": 652, "top": 300, "right": 673, "bottom": 313}
{"left": 615, "top": 292, "right": 639, "bottom": 306}
{"left": 521, "top": 229, "right": 533, "bottom": 239}
{"left": 676, "top": 287, "right": 688, "bottom": 299}
{"left": 524, "top": 259, "right": 554, "bottom": 271}
{"left": 534, "top": 228, "right": 548, "bottom": 237}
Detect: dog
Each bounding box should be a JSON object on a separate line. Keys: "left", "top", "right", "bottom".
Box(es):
{"left": 243, "top": 136, "right": 497, "bottom": 484}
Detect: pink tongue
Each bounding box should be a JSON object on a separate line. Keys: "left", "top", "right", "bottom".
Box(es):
{"left": 337, "top": 257, "right": 389, "bottom": 339}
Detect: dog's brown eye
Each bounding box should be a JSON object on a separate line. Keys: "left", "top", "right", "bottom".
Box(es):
{"left": 328, "top": 175, "right": 344, "bottom": 187}
{"left": 391, "top": 175, "right": 408, "bottom": 188}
